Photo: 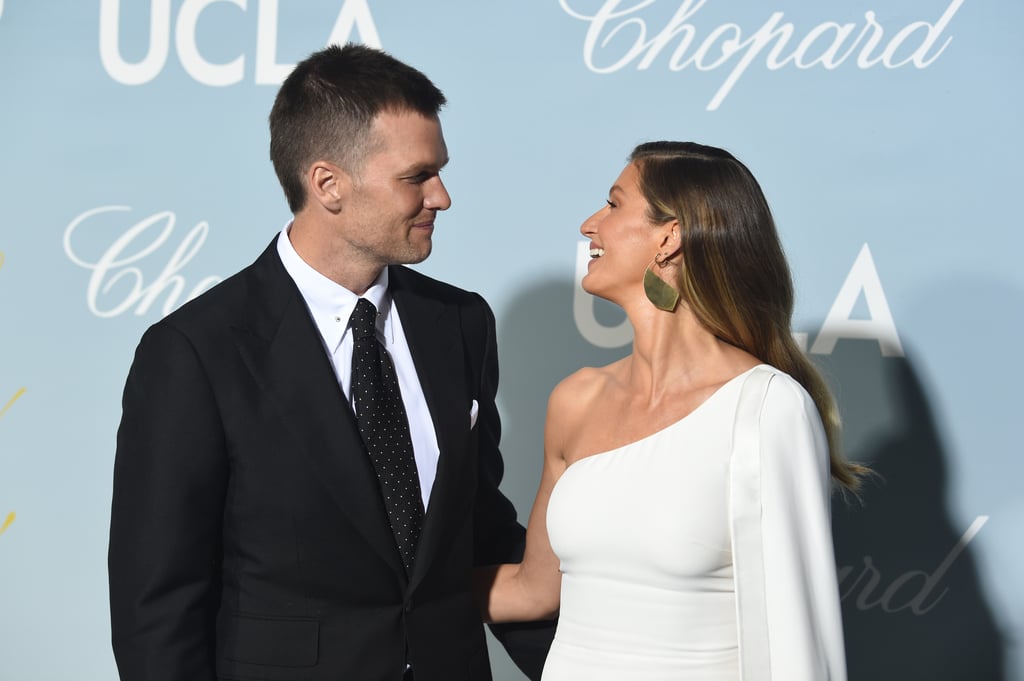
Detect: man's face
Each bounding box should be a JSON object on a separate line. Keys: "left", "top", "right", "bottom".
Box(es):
{"left": 338, "top": 110, "right": 451, "bottom": 269}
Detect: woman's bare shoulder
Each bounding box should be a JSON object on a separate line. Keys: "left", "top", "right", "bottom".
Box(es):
{"left": 550, "top": 359, "right": 625, "bottom": 409}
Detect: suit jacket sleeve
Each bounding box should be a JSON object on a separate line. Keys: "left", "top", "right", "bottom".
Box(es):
{"left": 731, "top": 369, "right": 847, "bottom": 681}
{"left": 465, "top": 293, "right": 523, "bottom": 565}
{"left": 462, "top": 293, "right": 555, "bottom": 681}
{"left": 108, "top": 321, "right": 227, "bottom": 681}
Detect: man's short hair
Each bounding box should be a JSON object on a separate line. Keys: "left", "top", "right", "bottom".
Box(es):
{"left": 269, "top": 43, "right": 447, "bottom": 213}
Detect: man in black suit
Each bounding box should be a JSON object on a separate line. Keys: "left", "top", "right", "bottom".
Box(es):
{"left": 109, "top": 43, "right": 550, "bottom": 681}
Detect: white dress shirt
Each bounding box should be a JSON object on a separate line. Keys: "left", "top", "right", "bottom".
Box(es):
{"left": 276, "top": 226, "right": 440, "bottom": 509}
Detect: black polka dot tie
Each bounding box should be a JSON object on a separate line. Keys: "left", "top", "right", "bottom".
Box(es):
{"left": 350, "top": 298, "right": 424, "bottom": 573}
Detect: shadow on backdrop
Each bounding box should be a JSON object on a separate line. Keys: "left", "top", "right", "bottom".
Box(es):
{"left": 495, "top": 275, "right": 630, "bottom": 511}
{"left": 819, "top": 341, "right": 1005, "bottom": 681}
{"left": 487, "top": 275, "right": 629, "bottom": 680}
{"left": 492, "top": 278, "right": 1007, "bottom": 680}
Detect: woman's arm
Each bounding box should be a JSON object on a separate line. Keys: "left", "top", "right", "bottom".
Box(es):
{"left": 733, "top": 370, "right": 847, "bottom": 681}
{"left": 474, "top": 377, "right": 581, "bottom": 623}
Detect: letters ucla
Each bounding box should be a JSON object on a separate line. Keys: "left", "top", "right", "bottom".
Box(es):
{"left": 0, "top": 2, "right": 1020, "bottom": 680}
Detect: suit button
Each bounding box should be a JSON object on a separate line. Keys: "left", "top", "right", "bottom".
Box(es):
{"left": 404, "top": 599, "right": 414, "bottom": 613}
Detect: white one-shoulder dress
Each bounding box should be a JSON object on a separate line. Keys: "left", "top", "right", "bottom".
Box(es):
{"left": 542, "top": 365, "right": 847, "bottom": 681}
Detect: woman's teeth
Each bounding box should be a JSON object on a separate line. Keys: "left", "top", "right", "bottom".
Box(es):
{"left": 590, "top": 248, "right": 605, "bottom": 258}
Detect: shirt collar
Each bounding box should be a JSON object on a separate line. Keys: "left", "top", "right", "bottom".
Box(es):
{"left": 277, "top": 224, "right": 393, "bottom": 350}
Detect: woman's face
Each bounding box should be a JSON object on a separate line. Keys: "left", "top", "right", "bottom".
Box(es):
{"left": 579, "top": 162, "right": 664, "bottom": 303}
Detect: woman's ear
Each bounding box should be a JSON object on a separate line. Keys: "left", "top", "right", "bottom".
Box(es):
{"left": 659, "top": 220, "right": 681, "bottom": 259}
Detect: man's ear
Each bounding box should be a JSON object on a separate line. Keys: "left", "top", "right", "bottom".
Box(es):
{"left": 307, "top": 160, "right": 351, "bottom": 212}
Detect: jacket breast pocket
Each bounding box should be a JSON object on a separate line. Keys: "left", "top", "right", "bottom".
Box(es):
{"left": 221, "top": 613, "right": 319, "bottom": 668}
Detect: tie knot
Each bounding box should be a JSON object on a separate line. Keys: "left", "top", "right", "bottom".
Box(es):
{"left": 350, "top": 298, "right": 378, "bottom": 340}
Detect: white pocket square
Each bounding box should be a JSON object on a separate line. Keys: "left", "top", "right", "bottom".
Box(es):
{"left": 470, "top": 400, "right": 479, "bottom": 429}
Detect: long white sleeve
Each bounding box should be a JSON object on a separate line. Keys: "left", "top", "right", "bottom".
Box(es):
{"left": 731, "top": 367, "right": 847, "bottom": 681}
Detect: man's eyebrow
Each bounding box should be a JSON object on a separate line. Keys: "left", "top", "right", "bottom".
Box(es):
{"left": 403, "top": 156, "right": 450, "bottom": 174}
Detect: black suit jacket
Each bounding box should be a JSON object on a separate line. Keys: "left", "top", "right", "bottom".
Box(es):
{"left": 109, "top": 238, "right": 546, "bottom": 681}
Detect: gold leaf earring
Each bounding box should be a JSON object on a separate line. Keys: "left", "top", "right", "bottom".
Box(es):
{"left": 643, "top": 254, "right": 680, "bottom": 312}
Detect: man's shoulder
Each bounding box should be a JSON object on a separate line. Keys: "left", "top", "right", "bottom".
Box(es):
{"left": 157, "top": 238, "right": 280, "bottom": 333}
{"left": 390, "top": 265, "right": 485, "bottom": 307}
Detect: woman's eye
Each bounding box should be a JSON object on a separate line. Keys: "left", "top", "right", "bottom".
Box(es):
{"left": 606, "top": 199, "right": 616, "bottom": 209}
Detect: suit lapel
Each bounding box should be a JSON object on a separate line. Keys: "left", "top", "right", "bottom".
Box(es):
{"left": 231, "top": 240, "right": 406, "bottom": 581}
{"left": 389, "top": 267, "right": 470, "bottom": 589}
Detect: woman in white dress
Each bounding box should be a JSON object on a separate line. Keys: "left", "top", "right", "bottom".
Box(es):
{"left": 475, "top": 142, "right": 867, "bottom": 680}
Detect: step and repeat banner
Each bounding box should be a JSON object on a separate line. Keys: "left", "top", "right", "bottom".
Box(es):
{"left": 0, "top": 1, "right": 1020, "bottom": 680}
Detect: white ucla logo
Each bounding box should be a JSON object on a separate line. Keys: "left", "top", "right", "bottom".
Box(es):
{"left": 574, "top": 241, "right": 903, "bottom": 357}
{"left": 98, "top": 0, "right": 380, "bottom": 86}
{"left": 63, "top": 206, "right": 223, "bottom": 318}
{"left": 559, "top": 0, "right": 965, "bottom": 111}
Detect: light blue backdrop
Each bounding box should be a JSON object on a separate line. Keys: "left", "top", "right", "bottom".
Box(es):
{"left": 0, "top": 1, "right": 1020, "bottom": 679}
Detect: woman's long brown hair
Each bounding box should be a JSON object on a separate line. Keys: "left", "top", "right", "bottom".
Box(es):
{"left": 631, "top": 141, "right": 867, "bottom": 491}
